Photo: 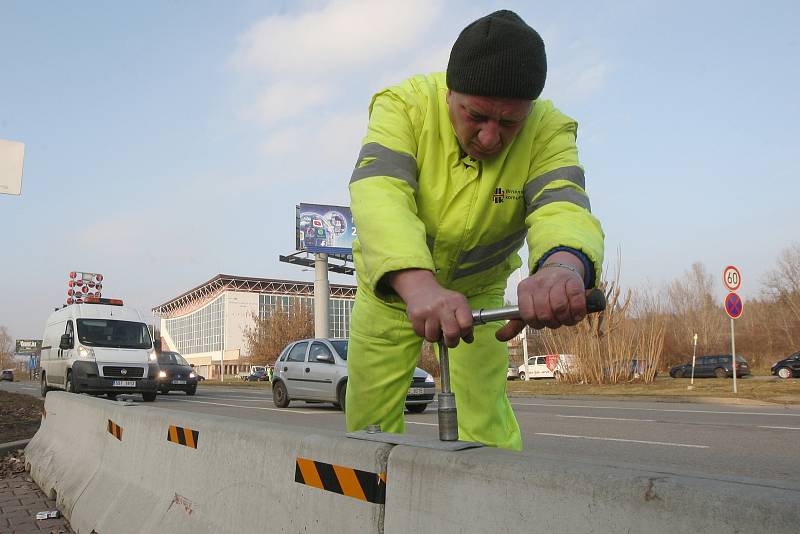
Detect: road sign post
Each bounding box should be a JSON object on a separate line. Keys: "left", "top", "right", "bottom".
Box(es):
{"left": 724, "top": 283, "right": 744, "bottom": 394}
{"left": 723, "top": 265, "right": 743, "bottom": 394}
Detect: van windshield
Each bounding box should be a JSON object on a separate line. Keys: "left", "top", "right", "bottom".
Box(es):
{"left": 76, "top": 319, "right": 152, "bottom": 349}
{"left": 157, "top": 351, "right": 189, "bottom": 365}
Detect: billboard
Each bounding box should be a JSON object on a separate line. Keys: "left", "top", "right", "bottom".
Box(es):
{"left": 296, "top": 203, "right": 355, "bottom": 254}
{"left": 15, "top": 339, "right": 42, "bottom": 354}
{"left": 0, "top": 139, "right": 25, "bottom": 196}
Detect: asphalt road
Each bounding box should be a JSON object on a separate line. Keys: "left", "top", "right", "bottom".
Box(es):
{"left": 4, "top": 380, "right": 799, "bottom": 491}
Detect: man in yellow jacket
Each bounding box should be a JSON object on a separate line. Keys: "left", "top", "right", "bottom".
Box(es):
{"left": 346, "top": 10, "right": 604, "bottom": 450}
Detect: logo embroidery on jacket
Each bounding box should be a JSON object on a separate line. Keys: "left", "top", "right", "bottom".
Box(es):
{"left": 492, "top": 187, "right": 523, "bottom": 204}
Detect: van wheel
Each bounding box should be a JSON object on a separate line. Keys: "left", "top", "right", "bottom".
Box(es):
{"left": 714, "top": 368, "right": 727, "bottom": 379}
{"left": 337, "top": 382, "right": 347, "bottom": 413}
{"left": 40, "top": 373, "right": 50, "bottom": 397}
{"left": 142, "top": 392, "right": 157, "bottom": 402}
{"left": 273, "top": 381, "right": 290, "bottom": 408}
{"left": 519, "top": 372, "right": 527, "bottom": 381}
{"left": 406, "top": 403, "right": 427, "bottom": 414}
{"left": 66, "top": 371, "right": 78, "bottom": 394}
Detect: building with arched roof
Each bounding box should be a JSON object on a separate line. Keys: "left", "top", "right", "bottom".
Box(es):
{"left": 152, "top": 274, "right": 356, "bottom": 379}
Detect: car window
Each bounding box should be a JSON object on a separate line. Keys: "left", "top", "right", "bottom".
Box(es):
{"left": 309, "top": 342, "right": 332, "bottom": 361}
{"left": 536, "top": 356, "right": 546, "bottom": 365}
{"left": 287, "top": 342, "right": 308, "bottom": 362}
{"left": 705, "top": 357, "right": 717, "bottom": 364}
{"left": 330, "top": 340, "right": 348, "bottom": 360}
{"left": 277, "top": 346, "right": 290, "bottom": 362}
{"left": 735, "top": 356, "right": 746, "bottom": 363}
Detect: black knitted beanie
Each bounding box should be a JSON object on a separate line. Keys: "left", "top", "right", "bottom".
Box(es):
{"left": 446, "top": 10, "right": 547, "bottom": 100}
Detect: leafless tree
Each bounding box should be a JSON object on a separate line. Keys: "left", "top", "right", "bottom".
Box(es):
{"left": 762, "top": 243, "right": 800, "bottom": 347}
{"left": 0, "top": 326, "right": 14, "bottom": 369}
{"left": 665, "top": 262, "right": 725, "bottom": 360}
{"left": 243, "top": 302, "right": 314, "bottom": 367}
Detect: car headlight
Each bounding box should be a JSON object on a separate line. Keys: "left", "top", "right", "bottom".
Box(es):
{"left": 425, "top": 373, "right": 434, "bottom": 383}
{"left": 189, "top": 372, "right": 196, "bottom": 378}
{"left": 78, "top": 345, "right": 95, "bottom": 359}
{"left": 158, "top": 370, "right": 167, "bottom": 378}
{"left": 149, "top": 350, "right": 157, "bottom": 361}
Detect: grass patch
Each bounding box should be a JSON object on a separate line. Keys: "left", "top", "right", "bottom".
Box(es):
{"left": 504, "top": 376, "right": 800, "bottom": 404}
{"left": 198, "top": 379, "right": 272, "bottom": 389}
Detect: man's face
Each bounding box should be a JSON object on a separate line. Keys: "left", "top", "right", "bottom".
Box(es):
{"left": 447, "top": 90, "right": 532, "bottom": 161}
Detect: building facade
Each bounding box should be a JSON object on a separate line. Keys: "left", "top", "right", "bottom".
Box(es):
{"left": 152, "top": 274, "right": 356, "bottom": 379}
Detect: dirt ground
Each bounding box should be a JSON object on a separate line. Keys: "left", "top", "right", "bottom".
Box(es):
{"left": 1, "top": 390, "right": 44, "bottom": 443}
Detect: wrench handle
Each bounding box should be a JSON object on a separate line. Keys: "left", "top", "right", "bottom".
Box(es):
{"left": 471, "top": 288, "right": 606, "bottom": 325}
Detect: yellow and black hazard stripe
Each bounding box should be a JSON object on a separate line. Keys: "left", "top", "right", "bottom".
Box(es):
{"left": 107, "top": 419, "right": 123, "bottom": 441}
{"left": 295, "top": 457, "right": 386, "bottom": 504}
{"left": 167, "top": 425, "right": 199, "bottom": 449}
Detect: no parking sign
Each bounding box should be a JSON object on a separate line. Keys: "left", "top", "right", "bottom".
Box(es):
{"left": 724, "top": 292, "right": 743, "bottom": 320}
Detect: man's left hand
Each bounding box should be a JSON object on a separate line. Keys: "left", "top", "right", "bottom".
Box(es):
{"left": 495, "top": 254, "right": 587, "bottom": 341}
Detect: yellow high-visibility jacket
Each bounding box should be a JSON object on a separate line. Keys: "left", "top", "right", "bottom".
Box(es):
{"left": 349, "top": 73, "right": 604, "bottom": 300}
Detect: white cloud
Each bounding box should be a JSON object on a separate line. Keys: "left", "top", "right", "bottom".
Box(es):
{"left": 233, "top": 0, "right": 444, "bottom": 76}
{"left": 255, "top": 82, "right": 333, "bottom": 125}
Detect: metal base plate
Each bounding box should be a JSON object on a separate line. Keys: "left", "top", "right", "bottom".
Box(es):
{"left": 346, "top": 431, "right": 483, "bottom": 451}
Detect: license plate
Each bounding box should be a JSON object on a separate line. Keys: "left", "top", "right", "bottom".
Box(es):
{"left": 172, "top": 380, "right": 187, "bottom": 385}
{"left": 112, "top": 380, "right": 136, "bottom": 387}
{"left": 408, "top": 387, "right": 426, "bottom": 395}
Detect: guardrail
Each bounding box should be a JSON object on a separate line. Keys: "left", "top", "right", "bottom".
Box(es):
{"left": 25, "top": 393, "right": 800, "bottom": 534}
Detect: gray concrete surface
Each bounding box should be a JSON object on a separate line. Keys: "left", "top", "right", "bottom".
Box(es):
{"left": 25, "top": 392, "right": 390, "bottom": 534}
{"left": 11, "top": 379, "right": 798, "bottom": 489}
{"left": 6, "top": 380, "right": 800, "bottom": 489}
{"left": 19, "top": 388, "right": 800, "bottom": 534}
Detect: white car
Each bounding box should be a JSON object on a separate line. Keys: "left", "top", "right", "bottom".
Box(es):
{"left": 517, "top": 354, "right": 575, "bottom": 381}
{"left": 271, "top": 338, "right": 435, "bottom": 413}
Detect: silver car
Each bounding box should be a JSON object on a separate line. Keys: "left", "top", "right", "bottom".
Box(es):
{"left": 271, "top": 338, "right": 435, "bottom": 413}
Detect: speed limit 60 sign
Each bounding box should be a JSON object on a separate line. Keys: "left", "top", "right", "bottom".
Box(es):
{"left": 723, "top": 265, "right": 741, "bottom": 291}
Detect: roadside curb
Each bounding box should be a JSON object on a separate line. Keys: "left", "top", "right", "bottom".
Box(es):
{"left": 0, "top": 438, "right": 31, "bottom": 457}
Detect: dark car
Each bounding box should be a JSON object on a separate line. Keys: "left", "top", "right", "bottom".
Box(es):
{"left": 156, "top": 351, "right": 198, "bottom": 395}
{"left": 1, "top": 369, "right": 13, "bottom": 382}
{"left": 246, "top": 370, "right": 269, "bottom": 381}
{"left": 771, "top": 352, "right": 800, "bottom": 379}
{"left": 669, "top": 354, "right": 750, "bottom": 379}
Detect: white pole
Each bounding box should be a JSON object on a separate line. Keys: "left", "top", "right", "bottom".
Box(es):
{"left": 220, "top": 293, "right": 226, "bottom": 383}
{"left": 690, "top": 333, "right": 698, "bottom": 386}
{"left": 517, "top": 269, "right": 530, "bottom": 380}
{"left": 314, "top": 253, "right": 330, "bottom": 338}
{"left": 731, "top": 318, "right": 737, "bottom": 394}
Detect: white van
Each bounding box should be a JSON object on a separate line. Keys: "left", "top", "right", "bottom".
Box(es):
{"left": 518, "top": 354, "right": 576, "bottom": 381}
{"left": 40, "top": 297, "right": 159, "bottom": 401}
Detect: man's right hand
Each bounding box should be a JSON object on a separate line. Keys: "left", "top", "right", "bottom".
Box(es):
{"left": 388, "top": 269, "right": 474, "bottom": 348}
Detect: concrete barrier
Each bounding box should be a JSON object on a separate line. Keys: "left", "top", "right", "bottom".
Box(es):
{"left": 26, "top": 393, "right": 391, "bottom": 534}
{"left": 382, "top": 445, "right": 800, "bottom": 534}
{"left": 26, "top": 392, "right": 800, "bottom": 534}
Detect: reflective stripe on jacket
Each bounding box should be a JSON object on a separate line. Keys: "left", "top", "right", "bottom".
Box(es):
{"left": 349, "top": 72, "right": 604, "bottom": 300}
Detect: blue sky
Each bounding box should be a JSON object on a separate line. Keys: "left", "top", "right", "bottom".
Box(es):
{"left": 1, "top": 0, "right": 798, "bottom": 340}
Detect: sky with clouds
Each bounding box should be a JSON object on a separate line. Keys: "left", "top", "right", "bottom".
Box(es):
{"left": 1, "top": 0, "right": 798, "bottom": 340}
